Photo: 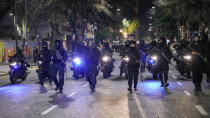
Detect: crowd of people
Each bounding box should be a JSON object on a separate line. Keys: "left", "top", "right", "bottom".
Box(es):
{"left": 10, "top": 32, "right": 210, "bottom": 93}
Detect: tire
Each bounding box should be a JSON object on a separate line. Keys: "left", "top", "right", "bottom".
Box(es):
{"left": 10, "top": 75, "right": 16, "bottom": 84}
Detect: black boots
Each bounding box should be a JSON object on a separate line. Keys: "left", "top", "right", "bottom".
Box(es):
{"left": 194, "top": 83, "right": 202, "bottom": 91}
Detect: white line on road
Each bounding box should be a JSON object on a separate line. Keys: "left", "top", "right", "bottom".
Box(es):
{"left": 177, "top": 82, "right": 182, "bottom": 86}
{"left": 41, "top": 105, "right": 58, "bottom": 115}
{"left": 82, "top": 84, "right": 89, "bottom": 87}
{"left": 195, "top": 105, "right": 208, "bottom": 115}
{"left": 41, "top": 92, "right": 76, "bottom": 115}
{"left": 67, "top": 92, "right": 76, "bottom": 98}
{"left": 184, "top": 91, "right": 191, "bottom": 96}
{"left": 172, "top": 75, "right": 177, "bottom": 79}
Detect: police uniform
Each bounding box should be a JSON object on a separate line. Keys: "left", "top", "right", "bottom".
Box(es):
{"left": 51, "top": 40, "right": 68, "bottom": 93}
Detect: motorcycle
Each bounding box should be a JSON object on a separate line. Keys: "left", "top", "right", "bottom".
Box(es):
{"left": 100, "top": 55, "right": 114, "bottom": 78}
{"left": 71, "top": 56, "right": 84, "bottom": 79}
{"left": 36, "top": 60, "right": 51, "bottom": 84}
{"left": 146, "top": 55, "right": 158, "bottom": 79}
{"left": 9, "top": 60, "right": 29, "bottom": 84}
{"left": 120, "top": 56, "right": 129, "bottom": 79}
{"left": 175, "top": 54, "right": 191, "bottom": 78}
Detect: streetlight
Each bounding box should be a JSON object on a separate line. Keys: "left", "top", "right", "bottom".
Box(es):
{"left": 117, "top": 8, "right": 120, "bottom": 11}
{"left": 149, "top": 23, "right": 152, "bottom": 26}
{"left": 152, "top": 6, "right": 155, "bottom": 9}
{"left": 149, "top": 17, "right": 152, "bottom": 19}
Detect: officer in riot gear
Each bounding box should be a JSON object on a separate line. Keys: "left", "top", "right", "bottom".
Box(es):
{"left": 156, "top": 37, "right": 172, "bottom": 87}
{"left": 127, "top": 40, "right": 141, "bottom": 92}
{"left": 84, "top": 39, "right": 101, "bottom": 92}
{"left": 51, "top": 40, "right": 68, "bottom": 93}
{"left": 188, "top": 33, "right": 208, "bottom": 91}
{"left": 37, "top": 41, "right": 52, "bottom": 86}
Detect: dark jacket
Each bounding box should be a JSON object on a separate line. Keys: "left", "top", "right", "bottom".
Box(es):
{"left": 38, "top": 48, "right": 52, "bottom": 66}
{"left": 52, "top": 47, "right": 68, "bottom": 66}
{"left": 127, "top": 47, "right": 141, "bottom": 68}
{"left": 155, "top": 43, "right": 172, "bottom": 71}
{"left": 188, "top": 41, "right": 207, "bottom": 73}
{"left": 84, "top": 46, "right": 101, "bottom": 73}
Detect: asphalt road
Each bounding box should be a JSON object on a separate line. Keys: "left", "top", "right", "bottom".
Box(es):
{"left": 0, "top": 53, "right": 210, "bottom": 118}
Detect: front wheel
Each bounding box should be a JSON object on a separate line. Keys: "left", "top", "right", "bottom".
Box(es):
{"left": 10, "top": 74, "right": 16, "bottom": 84}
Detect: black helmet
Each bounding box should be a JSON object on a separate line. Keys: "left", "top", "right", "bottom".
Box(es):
{"left": 42, "top": 41, "right": 48, "bottom": 48}
{"left": 55, "top": 40, "right": 62, "bottom": 49}
{"left": 125, "top": 40, "right": 130, "bottom": 45}
{"left": 150, "top": 40, "right": 157, "bottom": 47}
{"left": 130, "top": 40, "right": 136, "bottom": 45}
{"left": 192, "top": 32, "right": 200, "bottom": 38}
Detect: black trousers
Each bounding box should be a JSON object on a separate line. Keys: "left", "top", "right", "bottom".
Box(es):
{"left": 39, "top": 66, "right": 51, "bottom": 84}
{"left": 128, "top": 66, "right": 139, "bottom": 89}
{"left": 158, "top": 71, "right": 168, "bottom": 84}
{"left": 51, "top": 64, "right": 65, "bottom": 89}
{"left": 192, "top": 72, "right": 203, "bottom": 85}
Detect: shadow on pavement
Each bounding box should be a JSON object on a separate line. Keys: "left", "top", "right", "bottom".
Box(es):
{"left": 49, "top": 93, "right": 75, "bottom": 109}
{"left": 39, "top": 86, "right": 47, "bottom": 93}
{"left": 128, "top": 93, "right": 144, "bottom": 118}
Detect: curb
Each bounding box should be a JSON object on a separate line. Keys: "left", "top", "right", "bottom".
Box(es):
{"left": 0, "top": 72, "right": 9, "bottom": 77}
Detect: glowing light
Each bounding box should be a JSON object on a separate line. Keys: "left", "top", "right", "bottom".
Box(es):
{"left": 183, "top": 55, "right": 191, "bottom": 60}
{"left": 38, "top": 61, "right": 42, "bottom": 64}
{"left": 151, "top": 55, "right": 157, "bottom": 60}
{"left": 73, "top": 57, "right": 82, "bottom": 65}
{"left": 123, "top": 56, "right": 129, "bottom": 62}
{"left": 144, "top": 81, "right": 160, "bottom": 91}
{"left": 102, "top": 56, "right": 109, "bottom": 62}
{"left": 10, "top": 62, "right": 17, "bottom": 66}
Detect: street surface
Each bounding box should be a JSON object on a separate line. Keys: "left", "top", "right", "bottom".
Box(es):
{"left": 0, "top": 53, "right": 210, "bottom": 118}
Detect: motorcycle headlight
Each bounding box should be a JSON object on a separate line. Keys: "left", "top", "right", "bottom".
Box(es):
{"left": 38, "top": 61, "right": 42, "bottom": 64}
{"left": 151, "top": 55, "right": 158, "bottom": 60}
{"left": 10, "top": 62, "right": 17, "bottom": 66}
{"left": 183, "top": 55, "right": 191, "bottom": 60}
{"left": 123, "top": 57, "right": 129, "bottom": 62}
{"left": 102, "top": 56, "right": 109, "bottom": 62}
{"left": 73, "top": 57, "right": 82, "bottom": 65}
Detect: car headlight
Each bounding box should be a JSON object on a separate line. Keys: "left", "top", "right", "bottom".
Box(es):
{"left": 151, "top": 55, "right": 158, "bottom": 60}
{"left": 183, "top": 55, "right": 191, "bottom": 60}
{"left": 102, "top": 56, "right": 109, "bottom": 62}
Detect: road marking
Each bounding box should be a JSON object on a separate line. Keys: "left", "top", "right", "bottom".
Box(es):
{"left": 177, "top": 82, "right": 182, "bottom": 85}
{"left": 184, "top": 91, "right": 191, "bottom": 96}
{"left": 82, "top": 84, "right": 89, "bottom": 87}
{"left": 41, "top": 92, "right": 76, "bottom": 115}
{"left": 67, "top": 92, "right": 76, "bottom": 98}
{"left": 41, "top": 105, "right": 58, "bottom": 115}
{"left": 172, "top": 75, "right": 177, "bottom": 79}
{"left": 195, "top": 105, "right": 208, "bottom": 115}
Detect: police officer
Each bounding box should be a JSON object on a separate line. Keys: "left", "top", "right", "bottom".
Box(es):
{"left": 127, "top": 40, "right": 141, "bottom": 92}
{"left": 51, "top": 40, "right": 68, "bottom": 93}
{"left": 11, "top": 47, "right": 30, "bottom": 74}
{"left": 156, "top": 37, "right": 172, "bottom": 87}
{"left": 203, "top": 35, "right": 210, "bottom": 83}
{"left": 188, "top": 33, "right": 208, "bottom": 91}
{"left": 84, "top": 39, "right": 101, "bottom": 92}
{"left": 38, "top": 41, "right": 52, "bottom": 86}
